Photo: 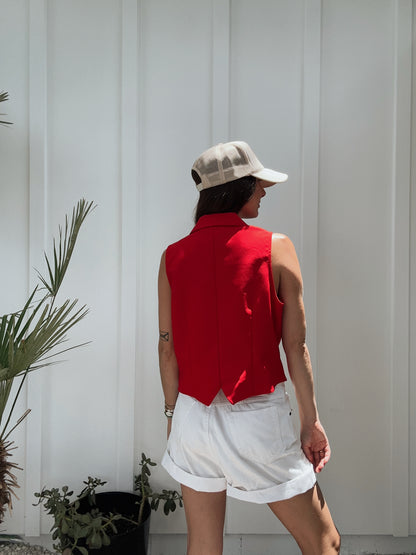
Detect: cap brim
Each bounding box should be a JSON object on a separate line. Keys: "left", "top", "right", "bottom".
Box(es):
{"left": 251, "top": 167, "right": 288, "bottom": 186}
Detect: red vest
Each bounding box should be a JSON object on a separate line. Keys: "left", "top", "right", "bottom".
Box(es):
{"left": 166, "top": 212, "right": 286, "bottom": 405}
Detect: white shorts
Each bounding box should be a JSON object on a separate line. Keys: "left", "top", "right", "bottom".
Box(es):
{"left": 162, "top": 384, "right": 316, "bottom": 504}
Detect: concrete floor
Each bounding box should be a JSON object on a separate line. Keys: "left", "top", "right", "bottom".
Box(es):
{"left": 23, "top": 533, "right": 416, "bottom": 554}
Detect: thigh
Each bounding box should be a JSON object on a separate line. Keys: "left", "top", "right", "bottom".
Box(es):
{"left": 268, "top": 484, "right": 340, "bottom": 555}
{"left": 181, "top": 485, "right": 226, "bottom": 555}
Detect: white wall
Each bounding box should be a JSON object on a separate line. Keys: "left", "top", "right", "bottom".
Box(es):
{"left": 318, "top": 0, "right": 414, "bottom": 539}
{"left": 0, "top": 0, "right": 414, "bottom": 549}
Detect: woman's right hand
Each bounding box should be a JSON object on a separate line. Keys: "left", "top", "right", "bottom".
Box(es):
{"left": 300, "top": 420, "right": 331, "bottom": 473}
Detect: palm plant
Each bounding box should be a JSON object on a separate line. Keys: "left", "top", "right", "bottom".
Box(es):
{"left": 0, "top": 199, "right": 95, "bottom": 521}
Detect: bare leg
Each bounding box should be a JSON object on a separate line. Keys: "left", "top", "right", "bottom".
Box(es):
{"left": 268, "top": 484, "right": 340, "bottom": 555}
{"left": 181, "top": 485, "right": 226, "bottom": 555}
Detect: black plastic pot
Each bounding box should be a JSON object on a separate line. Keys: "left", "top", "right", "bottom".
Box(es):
{"left": 77, "top": 491, "right": 151, "bottom": 555}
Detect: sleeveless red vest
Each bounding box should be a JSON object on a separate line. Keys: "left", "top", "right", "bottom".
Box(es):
{"left": 166, "top": 212, "right": 286, "bottom": 405}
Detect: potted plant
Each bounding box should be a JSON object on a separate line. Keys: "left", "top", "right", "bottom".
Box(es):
{"left": 0, "top": 198, "right": 94, "bottom": 521}
{"left": 34, "top": 453, "right": 182, "bottom": 555}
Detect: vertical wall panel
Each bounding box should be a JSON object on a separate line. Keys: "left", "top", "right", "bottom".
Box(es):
{"left": 318, "top": 0, "right": 398, "bottom": 534}
{"left": 211, "top": 0, "right": 231, "bottom": 143}
{"left": 390, "top": 0, "right": 412, "bottom": 537}
{"left": 0, "top": 0, "right": 29, "bottom": 311}
{"left": 0, "top": 0, "right": 30, "bottom": 536}
{"left": 299, "top": 0, "right": 321, "bottom": 373}
{"left": 41, "top": 0, "right": 123, "bottom": 533}
{"left": 25, "top": 0, "right": 48, "bottom": 535}
{"left": 136, "top": 0, "right": 212, "bottom": 535}
{"left": 226, "top": 0, "right": 319, "bottom": 533}
{"left": 116, "top": 0, "right": 139, "bottom": 492}
{"left": 230, "top": 0, "right": 304, "bottom": 247}
{"left": 409, "top": 0, "right": 416, "bottom": 537}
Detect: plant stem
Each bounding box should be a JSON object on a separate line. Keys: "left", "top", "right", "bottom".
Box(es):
{"left": 0, "top": 370, "right": 29, "bottom": 442}
{"left": 2, "top": 409, "right": 31, "bottom": 443}
{"left": 138, "top": 466, "right": 146, "bottom": 524}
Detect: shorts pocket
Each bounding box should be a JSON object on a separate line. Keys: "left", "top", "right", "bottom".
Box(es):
{"left": 226, "top": 395, "right": 296, "bottom": 463}
{"left": 277, "top": 393, "right": 297, "bottom": 451}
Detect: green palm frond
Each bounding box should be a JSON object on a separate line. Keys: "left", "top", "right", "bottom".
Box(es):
{"left": 0, "top": 288, "right": 40, "bottom": 367}
{"left": 37, "top": 199, "right": 95, "bottom": 296}
{"left": 0, "top": 91, "right": 12, "bottom": 126}
{"left": 0, "top": 198, "right": 95, "bottom": 442}
{"left": 4, "top": 300, "right": 88, "bottom": 380}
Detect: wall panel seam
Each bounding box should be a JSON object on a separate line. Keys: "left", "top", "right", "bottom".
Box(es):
{"left": 300, "top": 0, "right": 321, "bottom": 375}
{"left": 219, "top": 0, "right": 231, "bottom": 535}
{"left": 211, "top": 0, "right": 230, "bottom": 144}
{"left": 409, "top": 0, "right": 416, "bottom": 535}
{"left": 135, "top": 0, "right": 146, "bottom": 453}
{"left": 390, "top": 0, "right": 412, "bottom": 537}
{"left": 117, "top": 0, "right": 139, "bottom": 490}
{"left": 25, "top": 0, "right": 48, "bottom": 536}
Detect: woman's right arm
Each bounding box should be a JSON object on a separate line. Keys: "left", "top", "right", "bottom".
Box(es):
{"left": 272, "top": 234, "right": 330, "bottom": 473}
{"left": 158, "top": 250, "right": 179, "bottom": 438}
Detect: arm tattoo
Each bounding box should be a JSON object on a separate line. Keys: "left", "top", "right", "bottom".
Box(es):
{"left": 159, "top": 330, "right": 170, "bottom": 342}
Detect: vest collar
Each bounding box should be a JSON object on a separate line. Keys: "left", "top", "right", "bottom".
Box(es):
{"left": 191, "top": 213, "right": 248, "bottom": 234}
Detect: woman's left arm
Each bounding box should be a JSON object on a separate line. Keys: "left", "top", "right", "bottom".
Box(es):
{"left": 273, "top": 235, "right": 330, "bottom": 473}
{"left": 158, "top": 250, "right": 179, "bottom": 438}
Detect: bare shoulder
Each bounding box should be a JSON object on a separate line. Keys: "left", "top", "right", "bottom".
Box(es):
{"left": 158, "top": 249, "right": 169, "bottom": 286}
{"left": 271, "top": 233, "right": 303, "bottom": 294}
{"left": 271, "top": 233, "right": 298, "bottom": 265}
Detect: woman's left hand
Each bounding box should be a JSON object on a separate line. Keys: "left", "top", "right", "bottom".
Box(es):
{"left": 300, "top": 420, "right": 331, "bottom": 473}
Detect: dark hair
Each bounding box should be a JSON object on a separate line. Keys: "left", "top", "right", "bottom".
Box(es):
{"left": 193, "top": 173, "right": 256, "bottom": 223}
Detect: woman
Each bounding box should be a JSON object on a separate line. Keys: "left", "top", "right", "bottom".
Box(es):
{"left": 158, "top": 141, "right": 340, "bottom": 555}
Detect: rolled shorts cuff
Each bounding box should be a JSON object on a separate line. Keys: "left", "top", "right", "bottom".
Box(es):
{"left": 161, "top": 450, "right": 227, "bottom": 492}
{"left": 162, "top": 449, "right": 316, "bottom": 503}
{"left": 227, "top": 466, "right": 317, "bottom": 504}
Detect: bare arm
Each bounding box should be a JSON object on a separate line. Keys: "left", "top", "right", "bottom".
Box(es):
{"left": 272, "top": 234, "right": 330, "bottom": 473}
{"left": 158, "top": 250, "right": 179, "bottom": 438}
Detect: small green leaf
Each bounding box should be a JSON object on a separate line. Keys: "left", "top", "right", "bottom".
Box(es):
{"left": 88, "top": 530, "right": 101, "bottom": 549}
{"left": 61, "top": 519, "right": 69, "bottom": 534}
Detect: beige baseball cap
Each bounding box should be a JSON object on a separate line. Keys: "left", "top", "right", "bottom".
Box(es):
{"left": 191, "top": 141, "right": 288, "bottom": 191}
